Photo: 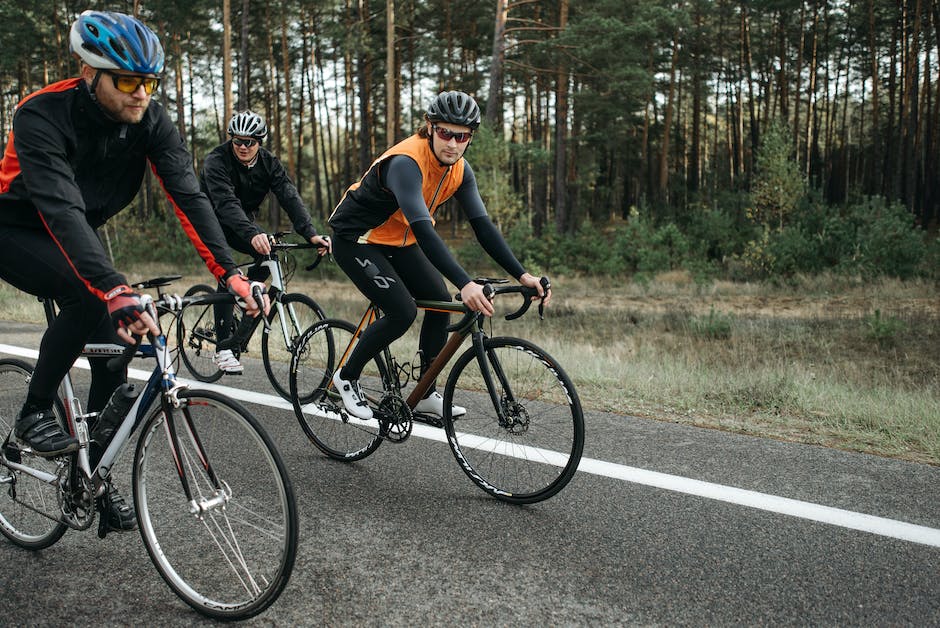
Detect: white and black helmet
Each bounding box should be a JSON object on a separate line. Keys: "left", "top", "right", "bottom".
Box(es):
{"left": 425, "top": 91, "right": 481, "bottom": 130}
{"left": 227, "top": 110, "right": 267, "bottom": 141}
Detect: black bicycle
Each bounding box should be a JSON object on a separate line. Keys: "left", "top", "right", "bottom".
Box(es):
{"left": 289, "top": 277, "right": 583, "bottom": 504}
{"left": 178, "top": 232, "right": 327, "bottom": 399}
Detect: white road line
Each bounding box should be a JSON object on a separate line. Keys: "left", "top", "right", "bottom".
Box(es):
{"left": 3, "top": 342, "right": 939, "bottom": 548}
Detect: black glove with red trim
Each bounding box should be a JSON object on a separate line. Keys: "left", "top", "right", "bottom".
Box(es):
{"left": 105, "top": 284, "right": 146, "bottom": 333}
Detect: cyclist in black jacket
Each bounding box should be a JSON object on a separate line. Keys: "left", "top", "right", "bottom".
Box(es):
{"left": 200, "top": 110, "right": 330, "bottom": 374}
{"left": 0, "top": 11, "right": 267, "bottom": 532}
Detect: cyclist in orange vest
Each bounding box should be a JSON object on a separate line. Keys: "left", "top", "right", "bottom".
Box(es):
{"left": 328, "top": 91, "right": 549, "bottom": 420}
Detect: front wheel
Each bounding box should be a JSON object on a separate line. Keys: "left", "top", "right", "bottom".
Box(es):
{"left": 133, "top": 389, "right": 298, "bottom": 620}
{"left": 289, "top": 319, "right": 387, "bottom": 461}
{"left": 443, "top": 337, "right": 584, "bottom": 504}
{"left": 0, "top": 359, "right": 69, "bottom": 549}
{"left": 261, "top": 292, "right": 326, "bottom": 400}
{"left": 177, "top": 284, "right": 225, "bottom": 383}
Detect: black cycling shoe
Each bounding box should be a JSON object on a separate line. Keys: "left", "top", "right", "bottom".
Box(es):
{"left": 98, "top": 482, "right": 137, "bottom": 533}
{"left": 15, "top": 409, "right": 78, "bottom": 458}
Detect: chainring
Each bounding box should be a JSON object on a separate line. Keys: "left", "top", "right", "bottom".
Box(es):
{"left": 377, "top": 395, "right": 413, "bottom": 443}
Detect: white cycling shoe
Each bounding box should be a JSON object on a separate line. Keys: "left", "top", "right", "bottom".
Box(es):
{"left": 213, "top": 349, "right": 243, "bottom": 374}
{"left": 414, "top": 391, "right": 466, "bottom": 418}
{"left": 332, "top": 370, "right": 373, "bottom": 420}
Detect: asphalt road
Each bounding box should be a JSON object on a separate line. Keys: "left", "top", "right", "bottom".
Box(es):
{"left": 1, "top": 320, "right": 938, "bottom": 626}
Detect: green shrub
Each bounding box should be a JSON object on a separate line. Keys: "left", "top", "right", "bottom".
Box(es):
{"left": 851, "top": 199, "right": 926, "bottom": 279}
{"left": 864, "top": 309, "right": 906, "bottom": 348}
{"left": 690, "top": 307, "right": 734, "bottom": 340}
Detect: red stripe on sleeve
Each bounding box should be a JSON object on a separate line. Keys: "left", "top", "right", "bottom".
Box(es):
{"left": 149, "top": 161, "right": 227, "bottom": 282}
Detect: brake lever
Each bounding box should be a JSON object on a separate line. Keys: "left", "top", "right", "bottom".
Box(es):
{"left": 537, "top": 276, "right": 551, "bottom": 320}
{"left": 252, "top": 285, "right": 271, "bottom": 331}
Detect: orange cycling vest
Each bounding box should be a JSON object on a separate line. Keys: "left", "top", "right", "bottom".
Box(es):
{"left": 330, "top": 134, "right": 466, "bottom": 247}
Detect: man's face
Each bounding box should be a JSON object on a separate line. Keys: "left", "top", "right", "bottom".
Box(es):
{"left": 427, "top": 121, "right": 473, "bottom": 165}
{"left": 83, "top": 65, "right": 156, "bottom": 124}
{"left": 231, "top": 136, "right": 261, "bottom": 164}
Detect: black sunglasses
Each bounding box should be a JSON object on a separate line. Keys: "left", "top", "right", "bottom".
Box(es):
{"left": 232, "top": 137, "right": 259, "bottom": 147}
{"left": 432, "top": 125, "right": 473, "bottom": 144}
{"left": 103, "top": 71, "right": 160, "bottom": 95}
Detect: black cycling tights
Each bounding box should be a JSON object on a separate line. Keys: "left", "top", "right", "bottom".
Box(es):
{"left": 331, "top": 237, "right": 451, "bottom": 384}
{"left": 0, "top": 226, "right": 125, "bottom": 416}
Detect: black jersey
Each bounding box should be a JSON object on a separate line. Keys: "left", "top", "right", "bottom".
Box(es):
{"left": 200, "top": 142, "right": 317, "bottom": 246}
{"left": 0, "top": 78, "right": 235, "bottom": 299}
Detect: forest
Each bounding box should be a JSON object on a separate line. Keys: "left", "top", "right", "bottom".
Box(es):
{"left": 1, "top": 0, "right": 938, "bottom": 280}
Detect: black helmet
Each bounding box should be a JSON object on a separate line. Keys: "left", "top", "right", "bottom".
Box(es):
{"left": 425, "top": 91, "right": 481, "bottom": 130}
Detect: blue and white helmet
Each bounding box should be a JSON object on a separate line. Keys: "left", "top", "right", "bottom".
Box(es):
{"left": 69, "top": 10, "right": 164, "bottom": 74}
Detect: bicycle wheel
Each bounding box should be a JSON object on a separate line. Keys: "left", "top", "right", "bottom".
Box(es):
{"left": 262, "top": 292, "right": 326, "bottom": 400}
{"left": 177, "top": 284, "right": 225, "bottom": 383}
{"left": 133, "top": 389, "right": 297, "bottom": 620}
{"left": 0, "top": 359, "right": 69, "bottom": 549}
{"left": 443, "top": 337, "right": 584, "bottom": 504}
{"left": 289, "top": 319, "right": 386, "bottom": 461}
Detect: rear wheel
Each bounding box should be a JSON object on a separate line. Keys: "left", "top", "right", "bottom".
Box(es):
{"left": 261, "top": 292, "right": 326, "bottom": 400}
{"left": 177, "top": 284, "right": 225, "bottom": 382}
{"left": 289, "top": 319, "right": 386, "bottom": 461}
{"left": 134, "top": 389, "right": 297, "bottom": 620}
{"left": 0, "top": 358, "right": 69, "bottom": 549}
{"left": 443, "top": 337, "right": 584, "bottom": 504}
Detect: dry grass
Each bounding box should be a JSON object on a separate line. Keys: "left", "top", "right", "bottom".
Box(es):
{"left": 2, "top": 266, "right": 938, "bottom": 465}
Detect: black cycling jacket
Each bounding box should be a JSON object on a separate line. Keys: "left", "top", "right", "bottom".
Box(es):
{"left": 0, "top": 78, "right": 236, "bottom": 300}
{"left": 200, "top": 142, "right": 318, "bottom": 246}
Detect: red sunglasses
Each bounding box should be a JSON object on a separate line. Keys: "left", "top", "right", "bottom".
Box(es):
{"left": 432, "top": 125, "right": 473, "bottom": 144}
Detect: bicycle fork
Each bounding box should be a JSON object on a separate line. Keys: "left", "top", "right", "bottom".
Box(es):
{"left": 470, "top": 333, "right": 528, "bottom": 434}
{"left": 159, "top": 394, "right": 230, "bottom": 518}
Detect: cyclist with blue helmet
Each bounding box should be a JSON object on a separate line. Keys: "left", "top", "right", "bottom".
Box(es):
{"left": 0, "top": 11, "right": 267, "bottom": 533}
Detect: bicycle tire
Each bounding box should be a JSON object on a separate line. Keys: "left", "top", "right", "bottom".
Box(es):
{"left": 177, "top": 284, "right": 225, "bottom": 383}
{"left": 289, "top": 319, "right": 386, "bottom": 461}
{"left": 133, "top": 389, "right": 298, "bottom": 620}
{"left": 261, "top": 292, "right": 326, "bottom": 400}
{"left": 443, "top": 337, "right": 584, "bottom": 504}
{"left": 0, "top": 358, "right": 70, "bottom": 549}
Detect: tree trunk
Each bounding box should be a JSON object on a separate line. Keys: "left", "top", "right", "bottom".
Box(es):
{"left": 239, "top": 0, "right": 250, "bottom": 110}
{"left": 223, "top": 0, "right": 233, "bottom": 125}
{"left": 659, "top": 34, "right": 680, "bottom": 203}
{"left": 867, "top": 0, "right": 882, "bottom": 196}
{"left": 552, "top": 0, "right": 569, "bottom": 234}
{"left": 485, "top": 0, "right": 508, "bottom": 127}
{"left": 804, "top": 1, "right": 820, "bottom": 180}
{"left": 280, "top": 7, "right": 296, "bottom": 179}
{"left": 357, "top": 0, "right": 373, "bottom": 173}
{"left": 792, "top": 1, "right": 806, "bottom": 157}
{"left": 386, "top": 0, "right": 398, "bottom": 145}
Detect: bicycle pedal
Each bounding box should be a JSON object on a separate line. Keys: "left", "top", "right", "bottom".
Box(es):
{"left": 97, "top": 514, "right": 109, "bottom": 539}
{"left": 412, "top": 412, "right": 443, "bottom": 428}
{"left": 2, "top": 442, "right": 22, "bottom": 464}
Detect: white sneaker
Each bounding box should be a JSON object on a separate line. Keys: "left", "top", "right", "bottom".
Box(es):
{"left": 331, "top": 370, "right": 373, "bottom": 420}
{"left": 414, "top": 391, "right": 466, "bottom": 418}
{"left": 213, "top": 349, "right": 243, "bottom": 374}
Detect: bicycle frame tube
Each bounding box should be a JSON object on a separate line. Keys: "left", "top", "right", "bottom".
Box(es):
{"left": 91, "top": 338, "right": 167, "bottom": 482}
{"left": 404, "top": 299, "right": 478, "bottom": 408}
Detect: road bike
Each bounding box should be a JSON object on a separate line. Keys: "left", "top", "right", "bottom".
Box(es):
{"left": 288, "top": 278, "right": 583, "bottom": 504}
{"left": 178, "top": 232, "right": 327, "bottom": 399}
{"left": 0, "top": 278, "right": 298, "bottom": 620}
